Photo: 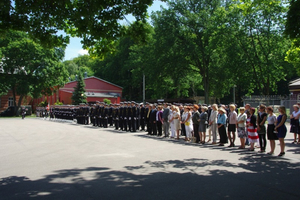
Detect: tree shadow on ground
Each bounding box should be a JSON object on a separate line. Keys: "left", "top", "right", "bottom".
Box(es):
{"left": 1, "top": 156, "right": 300, "bottom": 200}
{"left": 136, "top": 133, "right": 300, "bottom": 154}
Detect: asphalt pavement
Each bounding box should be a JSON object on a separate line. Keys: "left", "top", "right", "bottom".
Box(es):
{"left": 0, "top": 118, "right": 300, "bottom": 200}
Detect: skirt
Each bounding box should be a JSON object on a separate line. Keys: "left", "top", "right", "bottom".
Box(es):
{"left": 247, "top": 126, "right": 259, "bottom": 143}
{"left": 267, "top": 124, "right": 278, "bottom": 140}
{"left": 237, "top": 127, "right": 247, "bottom": 138}
{"left": 228, "top": 124, "right": 236, "bottom": 132}
{"left": 277, "top": 125, "right": 287, "bottom": 138}
{"left": 290, "top": 118, "right": 299, "bottom": 134}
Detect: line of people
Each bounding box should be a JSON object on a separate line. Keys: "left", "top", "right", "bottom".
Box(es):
{"left": 38, "top": 101, "right": 290, "bottom": 156}
{"left": 144, "top": 103, "right": 288, "bottom": 157}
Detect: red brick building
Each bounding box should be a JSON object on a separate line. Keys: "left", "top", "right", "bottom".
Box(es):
{"left": 34, "top": 76, "right": 122, "bottom": 106}
{"left": 0, "top": 76, "right": 122, "bottom": 112}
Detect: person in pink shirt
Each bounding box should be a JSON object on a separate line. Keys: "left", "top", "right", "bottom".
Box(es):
{"left": 228, "top": 104, "right": 237, "bottom": 147}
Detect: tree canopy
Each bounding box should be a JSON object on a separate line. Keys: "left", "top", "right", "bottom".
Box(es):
{"left": 0, "top": 30, "right": 68, "bottom": 114}
{"left": 0, "top": 0, "right": 163, "bottom": 54}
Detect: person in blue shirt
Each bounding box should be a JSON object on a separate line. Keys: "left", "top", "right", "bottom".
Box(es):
{"left": 217, "top": 107, "right": 228, "bottom": 146}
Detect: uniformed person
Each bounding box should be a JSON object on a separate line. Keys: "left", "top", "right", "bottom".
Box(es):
{"left": 119, "top": 102, "right": 124, "bottom": 131}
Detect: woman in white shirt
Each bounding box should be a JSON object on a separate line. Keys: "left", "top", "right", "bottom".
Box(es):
{"left": 237, "top": 107, "right": 247, "bottom": 149}
{"left": 169, "top": 105, "right": 175, "bottom": 138}
{"left": 290, "top": 104, "right": 300, "bottom": 144}
{"left": 183, "top": 106, "right": 193, "bottom": 141}
{"left": 174, "top": 106, "right": 181, "bottom": 140}
{"left": 266, "top": 106, "right": 278, "bottom": 155}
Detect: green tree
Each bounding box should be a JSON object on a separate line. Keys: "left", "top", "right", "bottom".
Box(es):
{"left": 0, "top": 0, "right": 162, "bottom": 54}
{"left": 71, "top": 73, "right": 87, "bottom": 105}
{"left": 231, "top": 0, "right": 292, "bottom": 95}
{"left": 0, "top": 30, "right": 68, "bottom": 115}
{"left": 63, "top": 55, "right": 95, "bottom": 81}
{"left": 285, "top": 0, "right": 300, "bottom": 39}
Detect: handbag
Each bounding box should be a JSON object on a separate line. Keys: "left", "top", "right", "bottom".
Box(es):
{"left": 191, "top": 136, "right": 197, "bottom": 143}
{"left": 185, "top": 121, "right": 190, "bottom": 126}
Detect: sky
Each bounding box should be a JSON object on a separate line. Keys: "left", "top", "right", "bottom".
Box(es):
{"left": 64, "top": 0, "right": 167, "bottom": 61}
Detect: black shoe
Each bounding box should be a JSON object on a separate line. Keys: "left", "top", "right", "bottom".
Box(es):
{"left": 278, "top": 152, "right": 285, "bottom": 156}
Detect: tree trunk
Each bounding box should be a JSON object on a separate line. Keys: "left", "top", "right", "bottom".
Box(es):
{"left": 12, "top": 86, "right": 18, "bottom": 116}
{"left": 16, "top": 94, "right": 24, "bottom": 116}
{"left": 203, "top": 75, "right": 209, "bottom": 104}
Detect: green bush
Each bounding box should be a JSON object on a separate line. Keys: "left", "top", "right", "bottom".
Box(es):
{"left": 103, "top": 98, "right": 111, "bottom": 105}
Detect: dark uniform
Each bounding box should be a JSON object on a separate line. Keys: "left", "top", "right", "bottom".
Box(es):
{"left": 130, "top": 102, "right": 137, "bottom": 132}
{"left": 140, "top": 104, "right": 145, "bottom": 131}
{"left": 119, "top": 103, "right": 124, "bottom": 131}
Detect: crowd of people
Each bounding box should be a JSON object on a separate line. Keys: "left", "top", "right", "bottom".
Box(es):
{"left": 37, "top": 101, "right": 296, "bottom": 157}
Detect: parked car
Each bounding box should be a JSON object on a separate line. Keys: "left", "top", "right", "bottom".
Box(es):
{"left": 0, "top": 105, "right": 32, "bottom": 117}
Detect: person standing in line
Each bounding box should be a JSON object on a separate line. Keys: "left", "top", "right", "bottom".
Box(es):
{"left": 146, "top": 103, "right": 151, "bottom": 134}
{"left": 206, "top": 106, "right": 212, "bottom": 142}
{"left": 217, "top": 107, "right": 228, "bottom": 146}
{"left": 246, "top": 107, "right": 259, "bottom": 151}
{"left": 209, "top": 104, "right": 218, "bottom": 144}
{"left": 174, "top": 106, "right": 181, "bottom": 140}
{"left": 244, "top": 104, "right": 251, "bottom": 146}
{"left": 236, "top": 107, "right": 247, "bottom": 149}
{"left": 183, "top": 106, "right": 193, "bottom": 141}
{"left": 179, "top": 104, "right": 186, "bottom": 137}
{"left": 156, "top": 106, "right": 163, "bottom": 136}
{"left": 199, "top": 106, "right": 208, "bottom": 144}
{"left": 140, "top": 104, "right": 145, "bottom": 131}
{"left": 257, "top": 105, "right": 267, "bottom": 152}
{"left": 150, "top": 104, "right": 157, "bottom": 135}
{"left": 162, "top": 103, "right": 170, "bottom": 137}
{"left": 192, "top": 105, "right": 200, "bottom": 143}
{"left": 275, "top": 106, "right": 287, "bottom": 156}
{"left": 227, "top": 104, "right": 237, "bottom": 147}
{"left": 266, "top": 106, "right": 278, "bottom": 155}
{"left": 290, "top": 104, "right": 300, "bottom": 144}
{"left": 169, "top": 105, "right": 175, "bottom": 138}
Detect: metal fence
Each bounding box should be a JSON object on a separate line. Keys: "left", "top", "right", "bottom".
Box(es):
{"left": 242, "top": 95, "right": 300, "bottom": 115}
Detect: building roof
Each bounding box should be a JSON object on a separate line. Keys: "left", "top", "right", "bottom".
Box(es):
{"left": 289, "top": 78, "right": 300, "bottom": 87}
{"left": 289, "top": 78, "right": 300, "bottom": 91}
{"left": 85, "top": 92, "right": 117, "bottom": 98}
{"left": 66, "top": 76, "right": 123, "bottom": 89}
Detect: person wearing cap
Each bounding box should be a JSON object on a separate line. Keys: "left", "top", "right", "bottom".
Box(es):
{"left": 119, "top": 103, "right": 124, "bottom": 131}
{"left": 131, "top": 101, "right": 137, "bottom": 132}
{"left": 140, "top": 103, "right": 146, "bottom": 131}
{"left": 217, "top": 107, "right": 228, "bottom": 146}
{"left": 136, "top": 103, "right": 141, "bottom": 131}
{"left": 162, "top": 103, "right": 170, "bottom": 137}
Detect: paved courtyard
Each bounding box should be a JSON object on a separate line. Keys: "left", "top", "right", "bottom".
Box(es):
{"left": 0, "top": 118, "right": 300, "bottom": 200}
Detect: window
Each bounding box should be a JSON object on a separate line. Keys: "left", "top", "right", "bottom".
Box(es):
{"left": 8, "top": 97, "right": 14, "bottom": 107}
{"left": 298, "top": 94, "right": 300, "bottom": 102}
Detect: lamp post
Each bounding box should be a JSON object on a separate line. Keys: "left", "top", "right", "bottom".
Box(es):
{"left": 233, "top": 85, "right": 236, "bottom": 104}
